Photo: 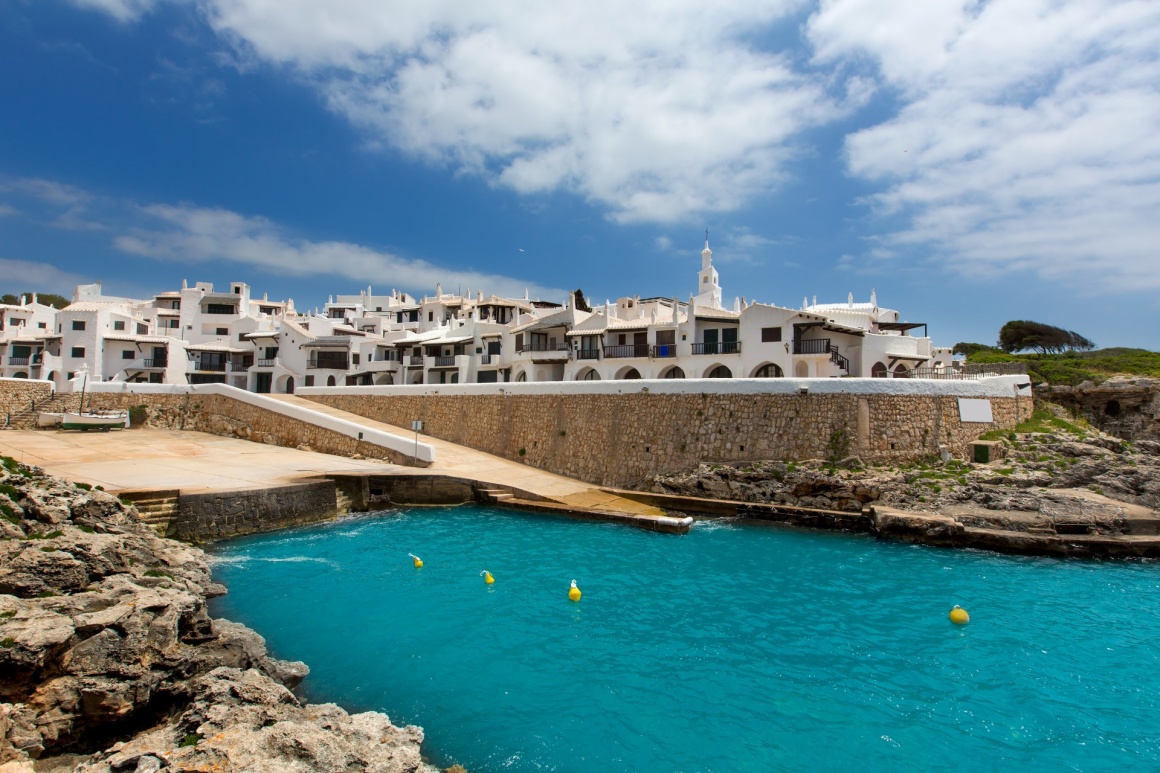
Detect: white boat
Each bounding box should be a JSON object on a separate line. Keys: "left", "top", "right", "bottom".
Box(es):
{"left": 61, "top": 411, "right": 128, "bottom": 431}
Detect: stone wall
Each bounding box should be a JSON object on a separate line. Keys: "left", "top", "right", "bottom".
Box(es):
{"left": 305, "top": 389, "right": 1032, "bottom": 488}
{"left": 82, "top": 392, "right": 427, "bottom": 467}
{"left": 175, "top": 481, "right": 338, "bottom": 541}
{"left": 0, "top": 378, "right": 53, "bottom": 423}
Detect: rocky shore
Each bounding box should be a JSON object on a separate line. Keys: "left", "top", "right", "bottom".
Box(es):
{"left": 651, "top": 404, "right": 1160, "bottom": 556}
{"left": 0, "top": 455, "right": 436, "bottom": 773}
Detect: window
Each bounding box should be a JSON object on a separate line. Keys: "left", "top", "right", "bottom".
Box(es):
{"left": 137, "top": 324, "right": 147, "bottom": 335}
{"left": 168, "top": 319, "right": 179, "bottom": 328}
{"left": 761, "top": 327, "right": 782, "bottom": 343}
{"left": 216, "top": 328, "right": 228, "bottom": 336}
{"left": 122, "top": 350, "right": 134, "bottom": 360}
{"left": 304, "top": 375, "right": 315, "bottom": 387}
{"left": 71, "top": 347, "right": 85, "bottom": 358}
{"left": 206, "top": 304, "right": 236, "bottom": 315}
{"left": 352, "top": 353, "right": 360, "bottom": 365}
{"left": 428, "top": 311, "right": 434, "bottom": 321}
{"left": 114, "top": 321, "right": 126, "bottom": 331}
{"left": 37, "top": 322, "right": 45, "bottom": 329}
{"left": 72, "top": 320, "right": 86, "bottom": 331}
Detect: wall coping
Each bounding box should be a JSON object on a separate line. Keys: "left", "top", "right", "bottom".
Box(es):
{"left": 83, "top": 382, "right": 435, "bottom": 463}
{"left": 0, "top": 377, "right": 54, "bottom": 387}
{"left": 297, "top": 374, "right": 1032, "bottom": 399}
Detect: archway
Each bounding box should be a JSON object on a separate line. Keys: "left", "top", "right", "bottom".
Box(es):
{"left": 617, "top": 367, "right": 642, "bottom": 380}
{"left": 374, "top": 373, "right": 395, "bottom": 385}
{"left": 409, "top": 371, "right": 424, "bottom": 384}
{"left": 285, "top": 376, "right": 295, "bottom": 394}
{"left": 893, "top": 364, "right": 910, "bottom": 379}
{"left": 515, "top": 370, "right": 527, "bottom": 382}
{"left": 13, "top": 372, "right": 28, "bottom": 379}
{"left": 794, "top": 361, "right": 809, "bottom": 378}
{"left": 661, "top": 366, "right": 685, "bottom": 379}
{"left": 46, "top": 371, "right": 57, "bottom": 385}
{"left": 871, "top": 362, "right": 887, "bottom": 378}
{"left": 751, "top": 363, "right": 783, "bottom": 378}
{"left": 326, "top": 375, "right": 336, "bottom": 387}
{"left": 576, "top": 368, "right": 600, "bottom": 381}
{"left": 706, "top": 365, "right": 731, "bottom": 379}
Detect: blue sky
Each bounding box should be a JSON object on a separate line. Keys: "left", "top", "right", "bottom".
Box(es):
{"left": 2, "top": 0, "right": 1158, "bottom": 349}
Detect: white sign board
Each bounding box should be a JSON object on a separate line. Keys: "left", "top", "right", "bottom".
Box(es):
{"left": 412, "top": 420, "right": 423, "bottom": 431}
{"left": 957, "top": 398, "right": 994, "bottom": 423}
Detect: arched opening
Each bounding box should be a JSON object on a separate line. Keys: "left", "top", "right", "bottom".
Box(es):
{"left": 661, "top": 366, "right": 685, "bottom": 379}
{"left": 1105, "top": 400, "right": 1121, "bottom": 417}
{"left": 871, "top": 362, "right": 887, "bottom": 378}
{"left": 706, "top": 365, "right": 731, "bottom": 379}
{"left": 410, "top": 372, "right": 424, "bottom": 384}
{"left": 516, "top": 371, "right": 527, "bottom": 382}
{"left": 751, "top": 363, "right": 783, "bottom": 378}
{"left": 893, "top": 364, "right": 910, "bottom": 379}
{"left": 46, "top": 371, "right": 57, "bottom": 385}
{"left": 375, "top": 373, "right": 395, "bottom": 385}
{"left": 576, "top": 368, "right": 600, "bottom": 381}
{"left": 285, "top": 376, "right": 295, "bottom": 394}
{"left": 13, "top": 372, "right": 28, "bottom": 379}
{"left": 617, "top": 367, "right": 642, "bottom": 380}
{"left": 326, "top": 375, "right": 336, "bottom": 387}
{"left": 794, "top": 361, "right": 808, "bottom": 378}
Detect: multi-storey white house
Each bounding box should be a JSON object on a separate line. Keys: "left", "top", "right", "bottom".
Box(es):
{"left": 0, "top": 295, "right": 61, "bottom": 382}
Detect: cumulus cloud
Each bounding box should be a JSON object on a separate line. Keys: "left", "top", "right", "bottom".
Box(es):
{"left": 115, "top": 204, "right": 567, "bottom": 300}
{"left": 0, "top": 259, "right": 89, "bottom": 293}
{"left": 192, "top": 0, "right": 848, "bottom": 224}
{"left": 809, "top": 0, "right": 1160, "bottom": 290}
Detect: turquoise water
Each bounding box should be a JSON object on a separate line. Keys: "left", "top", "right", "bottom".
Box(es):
{"left": 208, "top": 507, "right": 1160, "bottom": 772}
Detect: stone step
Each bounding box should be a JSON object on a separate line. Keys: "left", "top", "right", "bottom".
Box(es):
{"left": 478, "top": 488, "right": 515, "bottom": 502}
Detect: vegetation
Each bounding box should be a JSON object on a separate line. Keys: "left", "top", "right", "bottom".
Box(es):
{"left": 966, "top": 347, "right": 1160, "bottom": 386}
{"left": 998, "top": 320, "right": 1095, "bottom": 354}
{"left": 573, "top": 288, "right": 592, "bottom": 312}
{"left": 0, "top": 637, "right": 15, "bottom": 648}
{"left": 143, "top": 568, "right": 174, "bottom": 579}
{"left": 0, "top": 292, "right": 70, "bottom": 309}
{"left": 180, "top": 733, "right": 202, "bottom": 748}
{"left": 979, "top": 406, "right": 1090, "bottom": 440}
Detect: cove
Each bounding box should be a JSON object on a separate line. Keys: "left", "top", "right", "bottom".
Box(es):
{"left": 207, "top": 506, "right": 1160, "bottom": 772}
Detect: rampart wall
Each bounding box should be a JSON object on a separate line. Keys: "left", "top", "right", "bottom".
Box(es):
{"left": 0, "top": 378, "right": 53, "bottom": 421}
{"left": 300, "top": 376, "right": 1033, "bottom": 488}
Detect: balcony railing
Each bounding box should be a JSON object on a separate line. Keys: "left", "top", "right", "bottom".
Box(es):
{"left": 433, "top": 356, "right": 456, "bottom": 367}
{"left": 256, "top": 358, "right": 276, "bottom": 367}
{"left": 227, "top": 362, "right": 250, "bottom": 372}
{"left": 652, "top": 344, "right": 677, "bottom": 358}
{"left": 519, "top": 341, "right": 569, "bottom": 353}
{"left": 307, "top": 358, "right": 349, "bottom": 370}
{"left": 480, "top": 354, "right": 494, "bottom": 365}
{"left": 793, "top": 338, "right": 830, "bottom": 355}
{"left": 691, "top": 342, "right": 741, "bottom": 355}
{"left": 604, "top": 344, "right": 650, "bottom": 359}
{"left": 143, "top": 358, "right": 167, "bottom": 368}
{"left": 577, "top": 349, "right": 600, "bottom": 360}
{"left": 195, "top": 361, "right": 226, "bottom": 372}
{"left": 409, "top": 355, "right": 424, "bottom": 366}
{"left": 7, "top": 357, "right": 29, "bottom": 366}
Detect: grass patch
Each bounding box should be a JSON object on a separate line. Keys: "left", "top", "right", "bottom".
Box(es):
{"left": 73, "top": 482, "right": 92, "bottom": 491}
{"left": 143, "top": 569, "right": 174, "bottom": 579}
{"left": 77, "top": 525, "right": 94, "bottom": 534}
{"left": 1090, "top": 486, "right": 1105, "bottom": 496}
{"left": 967, "top": 347, "right": 1160, "bottom": 386}
{"left": 36, "top": 590, "right": 59, "bottom": 598}
{"left": 0, "top": 610, "right": 15, "bottom": 619}
{"left": 0, "top": 637, "right": 15, "bottom": 648}
{"left": 26, "top": 530, "right": 63, "bottom": 540}
{"left": 180, "top": 733, "right": 202, "bottom": 748}
{"left": 1, "top": 503, "right": 19, "bottom": 525}
{"left": 0, "top": 483, "right": 19, "bottom": 500}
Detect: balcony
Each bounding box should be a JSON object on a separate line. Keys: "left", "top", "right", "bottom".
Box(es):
{"left": 195, "top": 360, "right": 226, "bottom": 372}
{"left": 7, "top": 357, "right": 29, "bottom": 366}
{"left": 577, "top": 349, "right": 600, "bottom": 360}
{"left": 142, "top": 358, "right": 167, "bottom": 369}
{"left": 793, "top": 338, "right": 830, "bottom": 355}
{"left": 307, "top": 357, "right": 349, "bottom": 370}
{"left": 691, "top": 342, "right": 741, "bottom": 355}
{"left": 433, "top": 356, "right": 457, "bottom": 367}
{"left": 408, "top": 355, "right": 424, "bottom": 366}
{"left": 227, "top": 361, "right": 250, "bottom": 372}
{"left": 652, "top": 344, "right": 677, "bottom": 358}
{"left": 604, "top": 344, "right": 649, "bottom": 359}
{"left": 480, "top": 353, "right": 494, "bottom": 365}
{"left": 255, "top": 358, "right": 276, "bottom": 367}
{"left": 519, "top": 341, "right": 570, "bottom": 353}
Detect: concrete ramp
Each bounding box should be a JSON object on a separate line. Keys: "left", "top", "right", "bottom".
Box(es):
{"left": 264, "top": 394, "right": 676, "bottom": 526}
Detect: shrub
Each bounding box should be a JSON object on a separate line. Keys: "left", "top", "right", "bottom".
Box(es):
{"left": 0, "top": 637, "right": 15, "bottom": 648}
{"left": 144, "top": 569, "right": 174, "bottom": 579}
{"left": 129, "top": 405, "right": 148, "bottom": 427}
{"left": 180, "top": 733, "right": 202, "bottom": 748}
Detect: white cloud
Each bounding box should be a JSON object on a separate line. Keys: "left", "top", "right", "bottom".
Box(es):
{"left": 68, "top": 0, "right": 159, "bottom": 22}
{"left": 115, "top": 204, "right": 567, "bottom": 300}
{"left": 0, "top": 204, "right": 18, "bottom": 217}
{"left": 654, "top": 236, "right": 672, "bottom": 251}
{"left": 0, "top": 259, "right": 89, "bottom": 293}
{"left": 810, "top": 0, "right": 1160, "bottom": 290}
{"left": 192, "top": 0, "right": 846, "bottom": 224}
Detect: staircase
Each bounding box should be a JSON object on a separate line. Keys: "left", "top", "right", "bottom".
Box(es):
{"left": 119, "top": 490, "right": 180, "bottom": 537}
{"left": 2, "top": 393, "right": 82, "bottom": 430}
{"left": 477, "top": 487, "right": 516, "bottom": 504}
{"left": 828, "top": 345, "right": 850, "bottom": 373}
{"left": 335, "top": 487, "right": 353, "bottom": 515}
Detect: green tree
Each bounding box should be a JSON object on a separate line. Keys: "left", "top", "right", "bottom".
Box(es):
{"left": 573, "top": 288, "right": 592, "bottom": 312}
{"left": 952, "top": 342, "right": 996, "bottom": 357}
{"left": 0, "top": 292, "right": 69, "bottom": 309}
{"left": 998, "top": 320, "right": 1095, "bottom": 355}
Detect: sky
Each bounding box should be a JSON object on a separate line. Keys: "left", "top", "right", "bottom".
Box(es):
{"left": 1, "top": 0, "right": 1158, "bottom": 349}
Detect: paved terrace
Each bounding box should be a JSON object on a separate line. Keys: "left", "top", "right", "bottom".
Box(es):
{"left": 0, "top": 396, "right": 668, "bottom": 522}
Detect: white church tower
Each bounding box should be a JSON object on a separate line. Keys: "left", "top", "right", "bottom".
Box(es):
{"left": 693, "top": 232, "right": 724, "bottom": 310}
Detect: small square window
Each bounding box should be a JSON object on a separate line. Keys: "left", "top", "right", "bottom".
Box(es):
{"left": 121, "top": 350, "right": 134, "bottom": 360}
{"left": 216, "top": 327, "right": 228, "bottom": 335}
{"left": 72, "top": 320, "right": 86, "bottom": 331}
{"left": 113, "top": 321, "right": 125, "bottom": 331}
{"left": 71, "top": 347, "right": 85, "bottom": 358}
{"left": 761, "top": 327, "right": 782, "bottom": 343}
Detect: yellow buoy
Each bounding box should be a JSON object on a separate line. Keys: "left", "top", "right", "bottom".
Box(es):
{"left": 481, "top": 570, "right": 494, "bottom": 585}
{"left": 568, "top": 579, "right": 582, "bottom": 602}
{"left": 949, "top": 605, "right": 970, "bottom": 625}
{"left": 409, "top": 553, "right": 423, "bottom": 569}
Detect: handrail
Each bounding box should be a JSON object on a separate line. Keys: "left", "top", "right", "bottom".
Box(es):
{"left": 691, "top": 342, "right": 740, "bottom": 355}
{"left": 604, "top": 344, "right": 649, "bottom": 358}
{"left": 793, "top": 339, "right": 830, "bottom": 355}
